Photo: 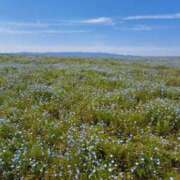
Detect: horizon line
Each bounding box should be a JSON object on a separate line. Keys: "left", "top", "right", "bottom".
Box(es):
{"left": 0, "top": 51, "right": 180, "bottom": 58}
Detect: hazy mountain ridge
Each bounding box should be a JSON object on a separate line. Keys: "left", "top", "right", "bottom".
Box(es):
{"left": 1, "top": 51, "right": 180, "bottom": 59}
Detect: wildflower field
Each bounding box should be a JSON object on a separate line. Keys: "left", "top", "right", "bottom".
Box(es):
{"left": 0, "top": 55, "right": 179, "bottom": 179}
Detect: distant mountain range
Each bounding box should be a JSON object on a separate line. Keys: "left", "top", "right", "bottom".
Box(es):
{"left": 14, "top": 52, "right": 131, "bottom": 59}
{"left": 1, "top": 52, "right": 180, "bottom": 61}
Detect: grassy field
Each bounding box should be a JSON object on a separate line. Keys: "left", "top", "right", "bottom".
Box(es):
{"left": 0, "top": 55, "right": 179, "bottom": 179}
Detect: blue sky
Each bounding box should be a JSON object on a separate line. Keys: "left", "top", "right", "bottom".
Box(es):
{"left": 0, "top": 0, "right": 180, "bottom": 56}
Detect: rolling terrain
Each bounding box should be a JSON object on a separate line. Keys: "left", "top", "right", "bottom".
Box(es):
{"left": 0, "top": 55, "right": 179, "bottom": 179}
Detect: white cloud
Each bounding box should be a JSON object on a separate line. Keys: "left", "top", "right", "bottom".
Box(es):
{"left": 0, "top": 27, "right": 90, "bottom": 35}
{"left": 81, "top": 17, "right": 113, "bottom": 25}
{"left": 123, "top": 13, "right": 180, "bottom": 20}
{"left": 0, "top": 17, "right": 114, "bottom": 29}
{"left": 115, "top": 25, "right": 153, "bottom": 31}
{"left": 130, "top": 25, "right": 152, "bottom": 31}
{"left": 1, "top": 22, "right": 49, "bottom": 28}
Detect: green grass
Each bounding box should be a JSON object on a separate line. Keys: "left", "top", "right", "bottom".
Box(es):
{"left": 0, "top": 55, "right": 179, "bottom": 179}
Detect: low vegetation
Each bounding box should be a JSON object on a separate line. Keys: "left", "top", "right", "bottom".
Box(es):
{"left": 0, "top": 55, "right": 179, "bottom": 179}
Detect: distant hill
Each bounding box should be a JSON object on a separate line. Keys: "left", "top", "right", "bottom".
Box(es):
{"left": 13, "top": 52, "right": 128, "bottom": 59}
{"left": 3, "top": 51, "right": 151, "bottom": 59}
{"left": 1, "top": 52, "right": 180, "bottom": 62}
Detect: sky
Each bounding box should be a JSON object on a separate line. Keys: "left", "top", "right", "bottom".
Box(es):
{"left": 0, "top": 0, "right": 180, "bottom": 56}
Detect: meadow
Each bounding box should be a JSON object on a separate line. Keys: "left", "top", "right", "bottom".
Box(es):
{"left": 0, "top": 55, "right": 179, "bottom": 179}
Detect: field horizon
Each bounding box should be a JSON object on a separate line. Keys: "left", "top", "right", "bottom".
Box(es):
{"left": 1, "top": 52, "right": 180, "bottom": 58}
